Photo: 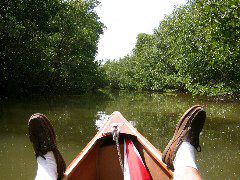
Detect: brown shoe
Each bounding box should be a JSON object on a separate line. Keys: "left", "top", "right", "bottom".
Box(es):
{"left": 162, "top": 105, "right": 206, "bottom": 171}
{"left": 28, "top": 113, "right": 66, "bottom": 179}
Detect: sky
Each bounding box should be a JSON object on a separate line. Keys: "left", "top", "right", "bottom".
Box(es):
{"left": 95, "top": 0, "right": 186, "bottom": 61}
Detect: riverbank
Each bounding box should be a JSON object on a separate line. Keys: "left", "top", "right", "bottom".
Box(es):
{"left": 102, "top": 0, "right": 239, "bottom": 97}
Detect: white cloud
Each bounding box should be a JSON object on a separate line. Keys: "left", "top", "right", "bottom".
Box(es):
{"left": 96, "top": 0, "right": 186, "bottom": 61}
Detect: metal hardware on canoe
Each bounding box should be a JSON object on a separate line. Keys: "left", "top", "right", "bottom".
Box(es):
{"left": 102, "top": 123, "right": 124, "bottom": 136}
{"left": 112, "top": 124, "right": 124, "bottom": 174}
{"left": 129, "top": 121, "right": 136, "bottom": 127}
{"left": 101, "top": 123, "right": 125, "bottom": 173}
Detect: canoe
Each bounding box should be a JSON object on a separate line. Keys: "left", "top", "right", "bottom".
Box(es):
{"left": 64, "top": 111, "right": 173, "bottom": 180}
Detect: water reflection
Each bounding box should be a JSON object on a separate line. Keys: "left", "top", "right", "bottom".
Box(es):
{"left": 0, "top": 91, "right": 239, "bottom": 179}
{"left": 95, "top": 111, "right": 109, "bottom": 130}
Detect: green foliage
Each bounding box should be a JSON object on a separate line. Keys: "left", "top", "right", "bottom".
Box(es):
{"left": 0, "top": 0, "right": 104, "bottom": 96}
{"left": 103, "top": 0, "right": 240, "bottom": 96}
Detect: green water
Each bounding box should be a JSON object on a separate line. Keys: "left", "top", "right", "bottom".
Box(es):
{"left": 0, "top": 91, "right": 239, "bottom": 179}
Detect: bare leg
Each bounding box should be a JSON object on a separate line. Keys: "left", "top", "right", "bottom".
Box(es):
{"left": 174, "top": 167, "right": 201, "bottom": 180}
{"left": 173, "top": 141, "right": 202, "bottom": 180}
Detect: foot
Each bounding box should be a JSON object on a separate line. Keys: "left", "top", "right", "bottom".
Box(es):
{"left": 162, "top": 105, "right": 206, "bottom": 171}
{"left": 28, "top": 113, "right": 66, "bottom": 179}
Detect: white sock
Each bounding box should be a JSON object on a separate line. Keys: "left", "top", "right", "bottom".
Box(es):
{"left": 173, "top": 141, "right": 198, "bottom": 170}
{"left": 35, "top": 151, "right": 58, "bottom": 180}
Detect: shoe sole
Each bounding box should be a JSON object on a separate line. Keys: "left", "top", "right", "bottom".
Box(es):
{"left": 28, "top": 113, "right": 57, "bottom": 152}
{"left": 28, "top": 113, "right": 66, "bottom": 179}
{"left": 162, "top": 105, "right": 205, "bottom": 170}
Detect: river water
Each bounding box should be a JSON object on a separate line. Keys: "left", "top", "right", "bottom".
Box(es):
{"left": 0, "top": 91, "right": 239, "bottom": 179}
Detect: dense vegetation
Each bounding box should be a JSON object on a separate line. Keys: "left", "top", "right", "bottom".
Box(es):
{"left": 1, "top": 0, "right": 105, "bottom": 96}
{"left": 103, "top": 0, "right": 240, "bottom": 96}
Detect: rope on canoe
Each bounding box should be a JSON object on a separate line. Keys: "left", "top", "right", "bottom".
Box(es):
{"left": 112, "top": 125, "right": 124, "bottom": 174}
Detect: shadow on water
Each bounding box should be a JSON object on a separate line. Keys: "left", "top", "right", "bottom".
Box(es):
{"left": 0, "top": 91, "right": 239, "bottom": 179}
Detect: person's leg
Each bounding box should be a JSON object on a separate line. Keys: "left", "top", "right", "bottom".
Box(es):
{"left": 162, "top": 105, "right": 206, "bottom": 180}
{"left": 35, "top": 152, "right": 58, "bottom": 180}
{"left": 28, "top": 113, "right": 66, "bottom": 180}
{"left": 173, "top": 142, "right": 201, "bottom": 180}
{"left": 174, "top": 167, "right": 201, "bottom": 180}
